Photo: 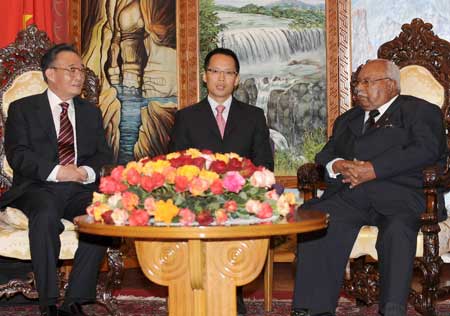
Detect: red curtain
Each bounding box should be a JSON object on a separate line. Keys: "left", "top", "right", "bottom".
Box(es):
{"left": 0, "top": 0, "right": 54, "bottom": 48}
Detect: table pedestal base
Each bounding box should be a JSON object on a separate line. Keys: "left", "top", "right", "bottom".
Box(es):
{"left": 135, "top": 238, "right": 269, "bottom": 316}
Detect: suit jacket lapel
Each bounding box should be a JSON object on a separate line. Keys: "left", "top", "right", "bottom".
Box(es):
{"left": 223, "top": 98, "right": 240, "bottom": 139}
{"left": 35, "top": 91, "right": 58, "bottom": 148}
{"left": 198, "top": 99, "right": 222, "bottom": 140}
{"left": 348, "top": 108, "right": 365, "bottom": 136}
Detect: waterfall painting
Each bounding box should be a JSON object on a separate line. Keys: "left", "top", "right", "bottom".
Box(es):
{"left": 352, "top": 0, "right": 450, "bottom": 70}
{"left": 200, "top": 0, "right": 326, "bottom": 176}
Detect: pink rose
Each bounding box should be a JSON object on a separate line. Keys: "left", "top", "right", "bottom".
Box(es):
{"left": 250, "top": 169, "right": 276, "bottom": 188}
{"left": 111, "top": 208, "right": 129, "bottom": 225}
{"left": 222, "top": 171, "right": 246, "bottom": 193}
{"left": 189, "top": 177, "right": 209, "bottom": 196}
{"left": 245, "top": 199, "right": 262, "bottom": 214}
{"left": 257, "top": 202, "right": 273, "bottom": 219}
{"left": 121, "top": 191, "right": 139, "bottom": 211}
{"left": 144, "top": 197, "right": 156, "bottom": 214}
{"left": 179, "top": 208, "right": 196, "bottom": 226}
{"left": 99, "top": 176, "right": 127, "bottom": 194}
{"left": 129, "top": 209, "right": 150, "bottom": 226}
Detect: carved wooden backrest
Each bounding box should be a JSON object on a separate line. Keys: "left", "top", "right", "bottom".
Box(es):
{"left": 0, "top": 25, "right": 100, "bottom": 190}
{"left": 377, "top": 18, "right": 450, "bottom": 133}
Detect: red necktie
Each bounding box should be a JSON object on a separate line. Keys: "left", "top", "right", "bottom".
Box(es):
{"left": 215, "top": 105, "right": 226, "bottom": 138}
{"left": 58, "top": 102, "right": 75, "bottom": 165}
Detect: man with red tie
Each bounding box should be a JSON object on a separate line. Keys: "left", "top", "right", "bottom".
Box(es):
{"left": 169, "top": 47, "right": 274, "bottom": 316}
{"left": 0, "top": 44, "right": 112, "bottom": 316}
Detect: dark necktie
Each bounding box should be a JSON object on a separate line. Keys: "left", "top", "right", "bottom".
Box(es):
{"left": 58, "top": 102, "right": 75, "bottom": 165}
{"left": 362, "top": 109, "right": 380, "bottom": 134}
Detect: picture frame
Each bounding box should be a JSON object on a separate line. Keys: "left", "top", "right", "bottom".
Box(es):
{"left": 67, "top": 0, "right": 350, "bottom": 187}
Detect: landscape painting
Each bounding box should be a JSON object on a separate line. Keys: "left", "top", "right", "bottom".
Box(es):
{"left": 352, "top": 0, "right": 450, "bottom": 70}
{"left": 200, "top": 0, "right": 326, "bottom": 176}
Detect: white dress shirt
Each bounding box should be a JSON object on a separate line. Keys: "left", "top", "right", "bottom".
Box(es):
{"left": 326, "top": 95, "right": 398, "bottom": 178}
{"left": 208, "top": 95, "right": 232, "bottom": 122}
{"left": 46, "top": 89, "right": 96, "bottom": 183}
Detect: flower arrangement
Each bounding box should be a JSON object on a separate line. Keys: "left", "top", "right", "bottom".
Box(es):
{"left": 86, "top": 148, "right": 296, "bottom": 226}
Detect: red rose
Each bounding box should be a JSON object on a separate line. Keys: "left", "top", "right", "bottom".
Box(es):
{"left": 191, "top": 157, "right": 206, "bottom": 169}
{"left": 227, "top": 158, "right": 243, "bottom": 171}
{"left": 224, "top": 200, "right": 238, "bottom": 213}
{"left": 101, "top": 210, "right": 114, "bottom": 224}
{"left": 210, "top": 179, "right": 224, "bottom": 195}
{"left": 257, "top": 202, "right": 273, "bottom": 219}
{"left": 201, "top": 149, "right": 213, "bottom": 155}
{"left": 209, "top": 160, "right": 228, "bottom": 174}
{"left": 152, "top": 155, "right": 166, "bottom": 161}
{"left": 197, "top": 210, "right": 214, "bottom": 226}
{"left": 140, "top": 176, "right": 156, "bottom": 192}
{"left": 110, "top": 165, "right": 125, "bottom": 182}
{"left": 175, "top": 175, "right": 189, "bottom": 192}
{"left": 240, "top": 159, "right": 257, "bottom": 178}
{"left": 129, "top": 209, "right": 150, "bottom": 226}
{"left": 126, "top": 168, "right": 141, "bottom": 185}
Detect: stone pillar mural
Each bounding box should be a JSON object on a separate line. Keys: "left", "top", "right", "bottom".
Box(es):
{"left": 81, "top": 0, "right": 177, "bottom": 164}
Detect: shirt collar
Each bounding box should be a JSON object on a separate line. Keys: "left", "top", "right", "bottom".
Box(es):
{"left": 47, "top": 89, "right": 74, "bottom": 111}
{"left": 365, "top": 95, "right": 398, "bottom": 121}
{"left": 207, "top": 95, "right": 232, "bottom": 110}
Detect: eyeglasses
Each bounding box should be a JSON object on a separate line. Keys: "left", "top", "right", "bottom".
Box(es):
{"left": 357, "top": 77, "right": 392, "bottom": 86}
{"left": 50, "top": 66, "right": 87, "bottom": 76}
{"left": 206, "top": 68, "right": 238, "bottom": 77}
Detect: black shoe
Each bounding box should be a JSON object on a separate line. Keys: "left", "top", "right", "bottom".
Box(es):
{"left": 40, "top": 305, "right": 58, "bottom": 316}
{"left": 59, "top": 302, "right": 89, "bottom": 316}
{"left": 291, "top": 309, "right": 334, "bottom": 316}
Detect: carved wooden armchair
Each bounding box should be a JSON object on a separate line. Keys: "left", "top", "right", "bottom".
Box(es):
{"left": 0, "top": 25, "right": 121, "bottom": 315}
{"left": 297, "top": 18, "right": 450, "bottom": 316}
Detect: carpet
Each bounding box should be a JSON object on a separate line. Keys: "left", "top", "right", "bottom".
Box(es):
{"left": 0, "top": 296, "right": 449, "bottom": 315}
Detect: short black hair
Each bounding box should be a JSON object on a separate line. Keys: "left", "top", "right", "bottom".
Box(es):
{"left": 204, "top": 48, "right": 240, "bottom": 74}
{"left": 41, "top": 43, "right": 79, "bottom": 82}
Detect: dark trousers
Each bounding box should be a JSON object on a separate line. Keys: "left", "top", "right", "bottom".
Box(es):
{"left": 292, "top": 189, "right": 421, "bottom": 314}
{"left": 11, "top": 182, "right": 109, "bottom": 308}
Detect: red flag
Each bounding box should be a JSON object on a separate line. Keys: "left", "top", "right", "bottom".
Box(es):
{"left": 0, "top": 0, "right": 54, "bottom": 48}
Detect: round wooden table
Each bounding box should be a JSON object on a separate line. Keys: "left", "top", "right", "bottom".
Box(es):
{"left": 75, "top": 210, "right": 327, "bottom": 316}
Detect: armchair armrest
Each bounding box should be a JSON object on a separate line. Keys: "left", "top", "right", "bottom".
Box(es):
{"left": 297, "top": 163, "right": 326, "bottom": 201}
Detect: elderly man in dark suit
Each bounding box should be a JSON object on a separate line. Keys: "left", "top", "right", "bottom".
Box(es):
{"left": 169, "top": 47, "right": 274, "bottom": 315}
{"left": 0, "top": 44, "right": 112, "bottom": 316}
{"left": 291, "top": 59, "right": 447, "bottom": 316}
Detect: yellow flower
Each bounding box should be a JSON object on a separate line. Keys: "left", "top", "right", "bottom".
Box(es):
{"left": 227, "top": 152, "right": 242, "bottom": 160}
{"left": 185, "top": 148, "right": 202, "bottom": 158}
{"left": 92, "top": 192, "right": 107, "bottom": 203}
{"left": 166, "top": 152, "right": 181, "bottom": 159}
{"left": 93, "top": 203, "right": 110, "bottom": 222}
{"left": 176, "top": 165, "right": 200, "bottom": 181}
{"left": 154, "top": 199, "right": 180, "bottom": 224}
{"left": 214, "top": 153, "right": 229, "bottom": 163}
{"left": 284, "top": 192, "right": 297, "bottom": 205}
{"left": 142, "top": 159, "right": 171, "bottom": 175}
{"left": 199, "top": 169, "right": 219, "bottom": 184}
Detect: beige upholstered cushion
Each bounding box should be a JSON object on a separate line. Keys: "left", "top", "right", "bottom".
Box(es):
{"left": 400, "top": 65, "right": 445, "bottom": 107}
{"left": 0, "top": 207, "right": 78, "bottom": 260}
{"left": 2, "top": 71, "right": 48, "bottom": 180}
{"left": 350, "top": 219, "right": 450, "bottom": 263}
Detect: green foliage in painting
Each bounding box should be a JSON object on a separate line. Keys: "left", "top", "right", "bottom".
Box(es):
{"left": 274, "top": 127, "right": 326, "bottom": 175}
{"left": 199, "top": 0, "right": 226, "bottom": 97}
{"left": 215, "top": 4, "right": 325, "bottom": 29}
